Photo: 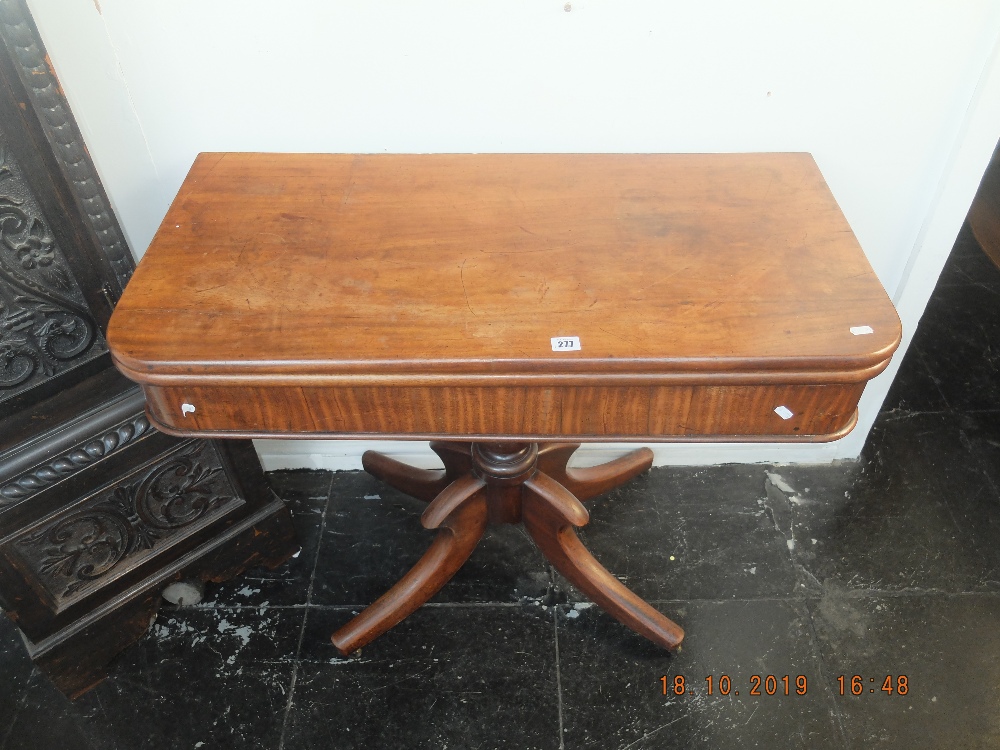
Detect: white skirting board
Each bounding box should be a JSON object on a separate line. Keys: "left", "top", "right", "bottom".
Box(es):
{"left": 253, "top": 438, "right": 857, "bottom": 472}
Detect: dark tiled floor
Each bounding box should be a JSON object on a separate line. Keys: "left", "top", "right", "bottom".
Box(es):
{"left": 3, "top": 223, "right": 1000, "bottom": 748}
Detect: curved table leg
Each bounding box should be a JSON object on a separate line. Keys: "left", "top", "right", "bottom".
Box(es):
{"left": 523, "top": 471, "right": 684, "bottom": 650}
{"left": 362, "top": 450, "right": 449, "bottom": 503}
{"left": 538, "top": 445, "right": 654, "bottom": 502}
{"left": 430, "top": 441, "right": 474, "bottom": 480}
{"left": 537, "top": 443, "right": 582, "bottom": 473}
{"left": 361, "top": 443, "right": 474, "bottom": 503}
{"left": 331, "top": 475, "right": 488, "bottom": 655}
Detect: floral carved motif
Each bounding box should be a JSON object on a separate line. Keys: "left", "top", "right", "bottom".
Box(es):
{"left": 0, "top": 140, "right": 105, "bottom": 400}
{"left": 10, "top": 441, "right": 243, "bottom": 604}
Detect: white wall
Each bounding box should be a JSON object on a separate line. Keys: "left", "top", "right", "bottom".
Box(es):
{"left": 26, "top": 0, "right": 1000, "bottom": 469}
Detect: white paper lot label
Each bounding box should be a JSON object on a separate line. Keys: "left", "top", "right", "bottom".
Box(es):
{"left": 551, "top": 336, "right": 582, "bottom": 351}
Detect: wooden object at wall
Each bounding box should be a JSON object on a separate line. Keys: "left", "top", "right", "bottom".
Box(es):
{"left": 0, "top": 0, "right": 297, "bottom": 698}
{"left": 969, "top": 144, "right": 1000, "bottom": 271}
{"left": 108, "top": 152, "right": 901, "bottom": 654}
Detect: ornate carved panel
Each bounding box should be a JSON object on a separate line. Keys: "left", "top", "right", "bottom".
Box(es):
{"left": 0, "top": 1, "right": 297, "bottom": 699}
{"left": 0, "top": 412, "right": 150, "bottom": 506}
{"left": 4, "top": 439, "right": 244, "bottom": 609}
{"left": 0, "top": 133, "right": 106, "bottom": 405}
{"left": 0, "top": 0, "right": 133, "bottom": 291}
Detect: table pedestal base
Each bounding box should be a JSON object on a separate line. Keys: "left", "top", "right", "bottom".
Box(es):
{"left": 330, "top": 442, "right": 684, "bottom": 655}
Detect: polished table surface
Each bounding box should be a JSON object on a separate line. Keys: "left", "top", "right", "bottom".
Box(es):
{"left": 108, "top": 152, "right": 900, "bottom": 442}
{"left": 107, "top": 153, "right": 901, "bottom": 656}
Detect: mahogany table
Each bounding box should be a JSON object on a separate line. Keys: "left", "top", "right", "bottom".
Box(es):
{"left": 107, "top": 153, "right": 900, "bottom": 655}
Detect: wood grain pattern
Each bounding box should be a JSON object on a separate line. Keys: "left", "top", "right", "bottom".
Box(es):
{"left": 102, "top": 153, "right": 903, "bottom": 657}
{"left": 522, "top": 470, "right": 684, "bottom": 650}
{"left": 331, "top": 477, "right": 489, "bottom": 656}
{"left": 537, "top": 444, "right": 654, "bottom": 501}
{"left": 141, "top": 382, "right": 864, "bottom": 440}
{"left": 332, "top": 441, "right": 684, "bottom": 654}
{"left": 108, "top": 153, "right": 900, "bottom": 441}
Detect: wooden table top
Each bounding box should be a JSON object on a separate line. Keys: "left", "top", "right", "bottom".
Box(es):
{"left": 110, "top": 153, "right": 899, "bottom": 387}
{"left": 108, "top": 153, "right": 900, "bottom": 442}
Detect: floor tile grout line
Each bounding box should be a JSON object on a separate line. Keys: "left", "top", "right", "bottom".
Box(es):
{"left": 277, "top": 622, "right": 306, "bottom": 750}
{"left": 551, "top": 566, "right": 566, "bottom": 750}
{"left": 913, "top": 346, "right": 953, "bottom": 411}
{"left": 304, "top": 472, "right": 337, "bottom": 610}
{"left": 0, "top": 668, "right": 37, "bottom": 750}
{"left": 172, "top": 588, "right": 1000, "bottom": 616}
{"left": 802, "top": 604, "right": 853, "bottom": 750}
{"left": 643, "top": 590, "right": 1000, "bottom": 602}
{"left": 277, "top": 472, "right": 336, "bottom": 750}
{"left": 879, "top": 407, "right": 951, "bottom": 418}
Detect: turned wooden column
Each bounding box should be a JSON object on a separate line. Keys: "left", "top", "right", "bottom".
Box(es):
{"left": 473, "top": 443, "right": 537, "bottom": 524}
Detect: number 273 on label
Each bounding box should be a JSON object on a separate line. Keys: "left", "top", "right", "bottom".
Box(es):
{"left": 550, "top": 336, "right": 581, "bottom": 351}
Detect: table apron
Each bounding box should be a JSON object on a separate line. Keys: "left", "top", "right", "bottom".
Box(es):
{"left": 142, "top": 381, "right": 867, "bottom": 442}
